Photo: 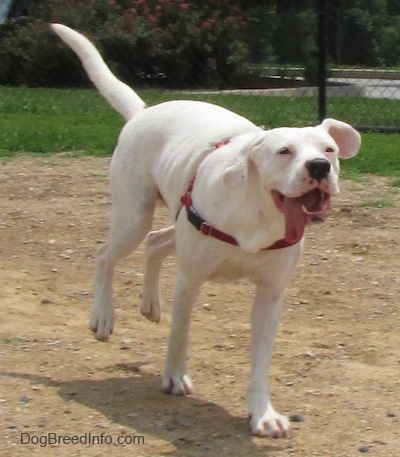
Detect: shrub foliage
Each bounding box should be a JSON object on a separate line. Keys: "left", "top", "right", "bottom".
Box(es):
{"left": 1, "top": 0, "right": 400, "bottom": 88}
{"left": 0, "top": 0, "right": 254, "bottom": 88}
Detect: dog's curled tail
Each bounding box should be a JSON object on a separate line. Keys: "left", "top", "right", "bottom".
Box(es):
{"left": 51, "top": 23, "right": 146, "bottom": 121}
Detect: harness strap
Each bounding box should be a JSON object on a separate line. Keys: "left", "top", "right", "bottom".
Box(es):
{"left": 179, "top": 140, "right": 301, "bottom": 251}
{"left": 186, "top": 203, "right": 239, "bottom": 246}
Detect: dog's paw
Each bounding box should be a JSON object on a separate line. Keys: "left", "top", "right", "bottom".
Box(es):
{"left": 89, "top": 305, "right": 114, "bottom": 341}
{"left": 161, "top": 375, "right": 193, "bottom": 396}
{"left": 250, "top": 407, "right": 290, "bottom": 438}
{"left": 140, "top": 296, "right": 162, "bottom": 323}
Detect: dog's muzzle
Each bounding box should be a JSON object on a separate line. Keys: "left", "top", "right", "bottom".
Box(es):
{"left": 271, "top": 188, "right": 332, "bottom": 243}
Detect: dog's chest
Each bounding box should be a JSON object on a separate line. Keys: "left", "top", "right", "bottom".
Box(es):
{"left": 203, "top": 247, "right": 297, "bottom": 286}
{"left": 207, "top": 258, "right": 250, "bottom": 283}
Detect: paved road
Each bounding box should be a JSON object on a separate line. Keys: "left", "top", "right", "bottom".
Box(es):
{"left": 329, "top": 77, "right": 400, "bottom": 99}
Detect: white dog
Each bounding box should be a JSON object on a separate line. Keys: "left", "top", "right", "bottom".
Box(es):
{"left": 52, "top": 24, "right": 361, "bottom": 437}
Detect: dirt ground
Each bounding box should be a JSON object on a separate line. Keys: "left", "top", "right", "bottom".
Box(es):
{"left": 0, "top": 154, "right": 399, "bottom": 457}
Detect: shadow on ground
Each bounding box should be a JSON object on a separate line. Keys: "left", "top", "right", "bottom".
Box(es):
{"left": 1, "top": 366, "right": 288, "bottom": 455}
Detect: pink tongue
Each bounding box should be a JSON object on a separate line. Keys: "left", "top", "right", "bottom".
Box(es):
{"left": 282, "top": 193, "right": 317, "bottom": 243}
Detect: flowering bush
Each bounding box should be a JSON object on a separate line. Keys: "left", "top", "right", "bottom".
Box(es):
{"left": 16, "top": 0, "right": 249, "bottom": 88}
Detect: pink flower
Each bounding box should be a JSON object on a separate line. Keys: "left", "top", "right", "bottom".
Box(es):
{"left": 202, "top": 19, "right": 214, "bottom": 29}
{"left": 179, "top": 2, "right": 190, "bottom": 9}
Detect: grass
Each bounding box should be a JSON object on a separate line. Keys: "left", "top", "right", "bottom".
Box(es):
{"left": 1, "top": 86, "right": 400, "bottom": 177}
{"left": 341, "top": 132, "right": 400, "bottom": 177}
{"left": 328, "top": 96, "right": 400, "bottom": 130}
{"left": 357, "top": 199, "right": 395, "bottom": 208}
{"left": 0, "top": 87, "right": 123, "bottom": 156}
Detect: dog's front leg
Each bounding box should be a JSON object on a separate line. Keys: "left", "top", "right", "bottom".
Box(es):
{"left": 248, "top": 286, "right": 290, "bottom": 438}
{"left": 161, "top": 271, "right": 201, "bottom": 396}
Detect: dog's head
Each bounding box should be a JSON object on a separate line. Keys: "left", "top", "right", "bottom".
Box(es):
{"left": 223, "top": 118, "right": 361, "bottom": 244}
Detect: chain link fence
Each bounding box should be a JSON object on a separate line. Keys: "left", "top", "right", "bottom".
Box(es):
{"left": 1, "top": 0, "right": 400, "bottom": 132}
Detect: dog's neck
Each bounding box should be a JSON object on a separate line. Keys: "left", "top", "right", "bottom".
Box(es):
{"left": 189, "top": 150, "right": 291, "bottom": 254}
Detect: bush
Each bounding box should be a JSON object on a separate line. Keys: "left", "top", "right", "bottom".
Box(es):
{"left": 0, "top": 19, "right": 92, "bottom": 87}
{"left": 380, "top": 17, "right": 400, "bottom": 66}
{"left": 0, "top": 0, "right": 252, "bottom": 89}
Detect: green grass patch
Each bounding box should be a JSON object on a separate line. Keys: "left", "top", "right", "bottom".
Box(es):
{"left": 0, "top": 87, "right": 123, "bottom": 156}
{"left": 340, "top": 132, "right": 400, "bottom": 177}
{"left": 357, "top": 199, "right": 394, "bottom": 208}
{"left": 1, "top": 87, "right": 400, "bottom": 178}
{"left": 142, "top": 90, "right": 320, "bottom": 127}
{"left": 0, "top": 336, "right": 27, "bottom": 346}
{"left": 0, "top": 86, "right": 320, "bottom": 155}
{"left": 328, "top": 96, "right": 400, "bottom": 129}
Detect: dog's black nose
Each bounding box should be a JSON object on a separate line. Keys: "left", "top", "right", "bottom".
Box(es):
{"left": 306, "top": 158, "right": 331, "bottom": 181}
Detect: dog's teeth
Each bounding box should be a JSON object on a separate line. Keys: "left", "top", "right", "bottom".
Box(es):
{"left": 302, "top": 207, "right": 314, "bottom": 216}
{"left": 302, "top": 204, "right": 325, "bottom": 218}
{"left": 322, "top": 199, "right": 330, "bottom": 212}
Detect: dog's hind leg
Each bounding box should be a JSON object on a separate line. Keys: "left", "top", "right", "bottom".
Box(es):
{"left": 141, "top": 225, "right": 175, "bottom": 323}
{"left": 90, "top": 201, "right": 155, "bottom": 341}
{"left": 90, "top": 155, "right": 158, "bottom": 341}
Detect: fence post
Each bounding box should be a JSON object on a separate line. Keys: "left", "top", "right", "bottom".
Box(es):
{"left": 317, "top": 0, "right": 327, "bottom": 122}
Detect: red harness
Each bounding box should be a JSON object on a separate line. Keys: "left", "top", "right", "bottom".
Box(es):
{"left": 179, "top": 140, "right": 301, "bottom": 251}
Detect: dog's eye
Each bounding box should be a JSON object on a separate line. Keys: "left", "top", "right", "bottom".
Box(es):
{"left": 326, "top": 146, "right": 335, "bottom": 153}
{"left": 277, "top": 147, "right": 291, "bottom": 155}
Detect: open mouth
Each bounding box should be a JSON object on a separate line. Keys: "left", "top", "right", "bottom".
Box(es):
{"left": 271, "top": 188, "right": 332, "bottom": 244}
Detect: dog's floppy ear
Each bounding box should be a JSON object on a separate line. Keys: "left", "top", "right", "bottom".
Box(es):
{"left": 320, "top": 118, "right": 361, "bottom": 159}
{"left": 223, "top": 134, "right": 265, "bottom": 187}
